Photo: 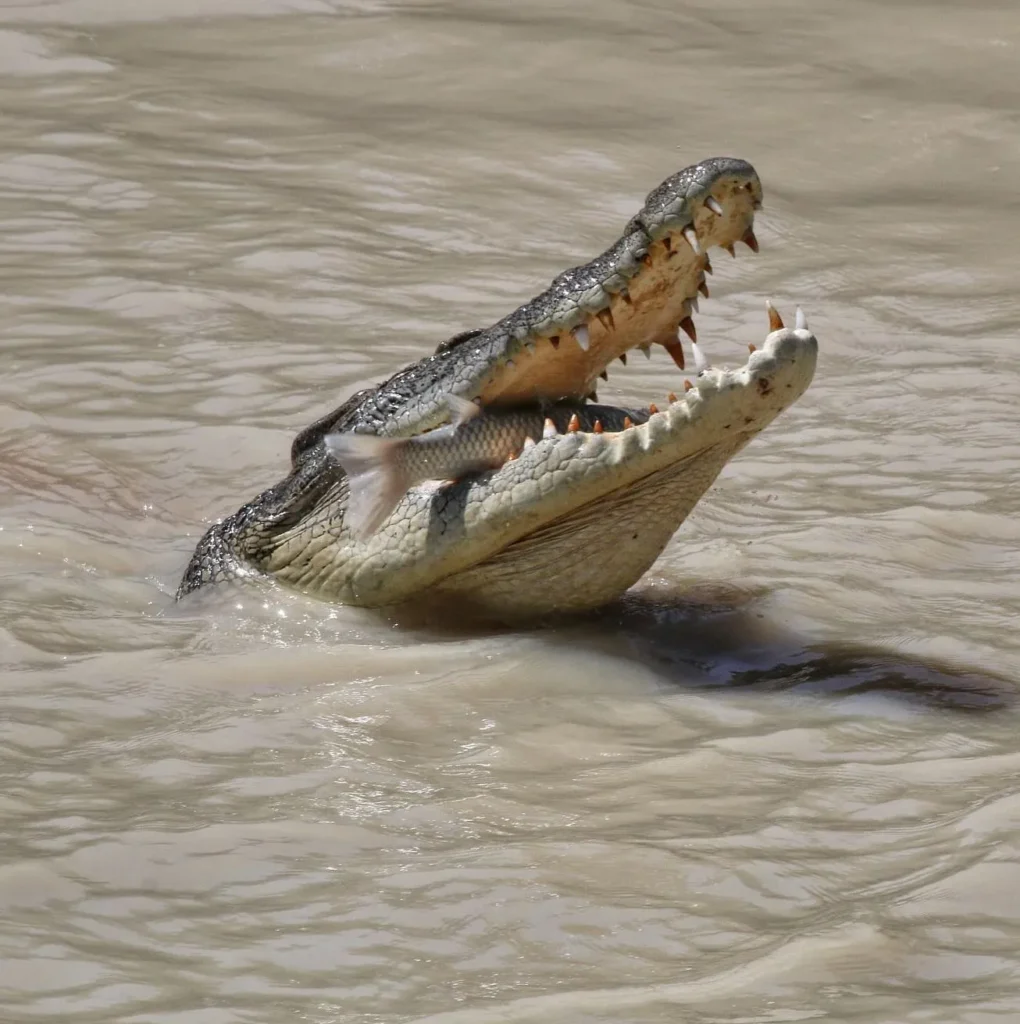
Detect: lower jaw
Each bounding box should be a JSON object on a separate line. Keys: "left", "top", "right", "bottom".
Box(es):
{"left": 417, "top": 434, "right": 750, "bottom": 621}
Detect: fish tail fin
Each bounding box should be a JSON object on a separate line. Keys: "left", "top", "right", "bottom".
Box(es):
{"left": 323, "top": 432, "right": 410, "bottom": 540}
{"left": 444, "top": 393, "right": 481, "bottom": 425}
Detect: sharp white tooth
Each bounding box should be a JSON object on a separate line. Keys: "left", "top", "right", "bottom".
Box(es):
{"left": 796, "top": 307, "right": 808, "bottom": 331}
{"left": 572, "top": 324, "right": 590, "bottom": 351}
{"left": 640, "top": 344, "right": 652, "bottom": 360}
{"left": 706, "top": 196, "right": 724, "bottom": 216}
{"left": 542, "top": 417, "right": 557, "bottom": 439}
{"left": 692, "top": 341, "right": 710, "bottom": 374}
{"left": 682, "top": 226, "right": 700, "bottom": 254}
{"left": 523, "top": 436, "right": 536, "bottom": 449}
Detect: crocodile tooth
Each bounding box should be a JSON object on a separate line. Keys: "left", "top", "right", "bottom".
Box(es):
{"left": 623, "top": 416, "right": 634, "bottom": 429}
{"left": 796, "top": 306, "right": 808, "bottom": 330}
{"left": 587, "top": 391, "right": 598, "bottom": 402}
{"left": 766, "top": 299, "right": 784, "bottom": 332}
{"left": 572, "top": 325, "right": 590, "bottom": 351}
{"left": 742, "top": 228, "right": 759, "bottom": 253}
{"left": 663, "top": 339, "right": 685, "bottom": 370}
{"left": 703, "top": 254, "right": 713, "bottom": 275}
{"left": 698, "top": 278, "right": 709, "bottom": 298}
{"left": 619, "top": 288, "right": 633, "bottom": 306}
{"left": 663, "top": 236, "right": 673, "bottom": 256}
{"left": 593, "top": 420, "right": 603, "bottom": 434}
{"left": 618, "top": 352, "right": 627, "bottom": 366}
{"left": 678, "top": 316, "right": 697, "bottom": 343}
{"left": 639, "top": 344, "right": 652, "bottom": 360}
{"left": 523, "top": 437, "right": 536, "bottom": 449}
{"left": 549, "top": 335, "right": 560, "bottom": 349}
{"left": 543, "top": 417, "right": 557, "bottom": 439}
{"left": 683, "top": 380, "right": 693, "bottom": 392}
{"left": 599, "top": 369, "right": 608, "bottom": 381}
{"left": 688, "top": 296, "right": 699, "bottom": 314}
{"left": 667, "top": 391, "right": 678, "bottom": 403}
{"left": 682, "top": 226, "right": 700, "bottom": 254}
{"left": 597, "top": 307, "right": 615, "bottom": 331}
{"left": 567, "top": 413, "right": 581, "bottom": 432}
{"left": 748, "top": 343, "right": 757, "bottom": 354}
{"left": 723, "top": 243, "right": 736, "bottom": 258}
{"left": 706, "top": 196, "right": 724, "bottom": 216}
{"left": 692, "top": 341, "right": 710, "bottom": 375}
{"left": 648, "top": 403, "right": 659, "bottom": 414}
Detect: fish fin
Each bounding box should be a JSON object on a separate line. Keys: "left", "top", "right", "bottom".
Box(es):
{"left": 444, "top": 393, "right": 481, "bottom": 426}
{"left": 323, "top": 431, "right": 410, "bottom": 540}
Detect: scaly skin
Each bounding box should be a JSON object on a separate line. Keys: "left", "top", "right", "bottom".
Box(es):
{"left": 177, "top": 157, "right": 818, "bottom": 617}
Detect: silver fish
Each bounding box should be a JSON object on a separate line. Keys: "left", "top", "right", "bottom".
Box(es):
{"left": 324, "top": 395, "right": 549, "bottom": 539}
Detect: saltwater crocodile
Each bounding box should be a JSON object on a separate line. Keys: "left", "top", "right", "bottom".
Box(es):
{"left": 177, "top": 156, "right": 818, "bottom": 618}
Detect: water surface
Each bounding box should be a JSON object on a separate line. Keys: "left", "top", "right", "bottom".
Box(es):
{"left": 2, "top": 1, "right": 1019, "bottom": 1021}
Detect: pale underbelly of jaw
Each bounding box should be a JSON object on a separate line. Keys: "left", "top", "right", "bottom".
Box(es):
{"left": 421, "top": 438, "right": 746, "bottom": 619}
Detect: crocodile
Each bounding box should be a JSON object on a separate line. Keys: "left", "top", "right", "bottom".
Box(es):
{"left": 177, "top": 157, "right": 818, "bottom": 619}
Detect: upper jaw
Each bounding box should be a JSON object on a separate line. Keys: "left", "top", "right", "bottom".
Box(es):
{"left": 470, "top": 157, "right": 763, "bottom": 408}
{"left": 349, "top": 157, "right": 764, "bottom": 439}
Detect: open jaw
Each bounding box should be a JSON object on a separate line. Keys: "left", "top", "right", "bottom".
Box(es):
{"left": 266, "top": 313, "right": 817, "bottom": 615}
{"left": 178, "top": 156, "right": 819, "bottom": 617}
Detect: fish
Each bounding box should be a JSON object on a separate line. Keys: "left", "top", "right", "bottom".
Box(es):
{"left": 324, "top": 395, "right": 552, "bottom": 540}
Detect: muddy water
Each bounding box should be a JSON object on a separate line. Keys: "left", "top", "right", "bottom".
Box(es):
{"left": 1, "top": 1, "right": 1019, "bottom": 1020}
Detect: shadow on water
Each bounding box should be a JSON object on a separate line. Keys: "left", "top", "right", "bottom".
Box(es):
{"left": 383, "top": 581, "right": 1018, "bottom": 714}
{"left": 168, "top": 573, "right": 1017, "bottom": 713}
{"left": 593, "top": 585, "right": 1017, "bottom": 713}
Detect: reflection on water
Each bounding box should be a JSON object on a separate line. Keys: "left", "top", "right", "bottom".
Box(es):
{"left": 1, "top": 1, "right": 1019, "bottom": 1021}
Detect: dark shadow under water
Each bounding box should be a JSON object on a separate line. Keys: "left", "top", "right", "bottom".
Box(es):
{"left": 380, "top": 580, "right": 1018, "bottom": 714}
{"left": 168, "top": 568, "right": 1017, "bottom": 714}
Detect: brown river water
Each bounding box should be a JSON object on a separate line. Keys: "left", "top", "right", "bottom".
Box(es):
{"left": 2, "top": 1, "right": 1020, "bottom": 1021}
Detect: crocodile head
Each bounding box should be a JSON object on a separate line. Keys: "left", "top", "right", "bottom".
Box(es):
{"left": 177, "top": 157, "right": 818, "bottom": 618}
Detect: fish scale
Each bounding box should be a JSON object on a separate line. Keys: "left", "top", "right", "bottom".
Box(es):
{"left": 326, "top": 397, "right": 563, "bottom": 539}
{"left": 391, "top": 406, "right": 548, "bottom": 485}
{"left": 324, "top": 397, "right": 660, "bottom": 540}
